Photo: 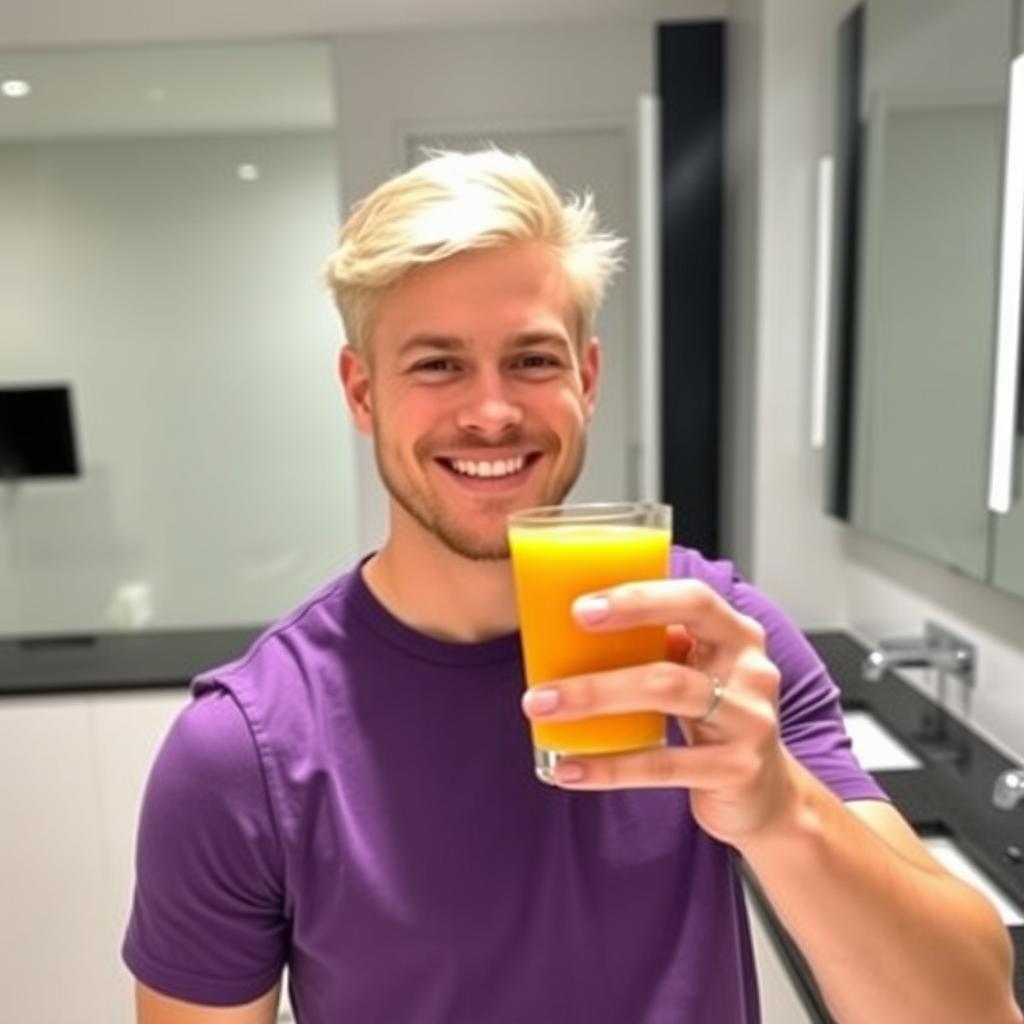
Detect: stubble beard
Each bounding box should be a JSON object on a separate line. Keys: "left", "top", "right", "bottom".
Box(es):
{"left": 372, "top": 427, "right": 586, "bottom": 562}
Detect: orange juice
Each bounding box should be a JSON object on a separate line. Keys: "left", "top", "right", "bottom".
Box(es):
{"left": 508, "top": 520, "right": 670, "bottom": 758}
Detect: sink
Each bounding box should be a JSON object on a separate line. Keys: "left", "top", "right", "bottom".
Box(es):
{"left": 843, "top": 710, "right": 923, "bottom": 771}
{"left": 920, "top": 834, "right": 1024, "bottom": 927}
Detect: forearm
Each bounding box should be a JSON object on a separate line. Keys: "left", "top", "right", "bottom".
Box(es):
{"left": 740, "top": 755, "right": 1021, "bottom": 1024}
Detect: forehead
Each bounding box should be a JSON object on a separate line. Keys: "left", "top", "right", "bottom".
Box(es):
{"left": 369, "top": 242, "right": 576, "bottom": 355}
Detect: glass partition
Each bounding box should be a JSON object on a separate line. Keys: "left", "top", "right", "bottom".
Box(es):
{"left": 0, "top": 39, "right": 358, "bottom": 635}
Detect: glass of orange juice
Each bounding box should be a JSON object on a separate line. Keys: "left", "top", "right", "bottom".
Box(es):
{"left": 507, "top": 501, "right": 672, "bottom": 783}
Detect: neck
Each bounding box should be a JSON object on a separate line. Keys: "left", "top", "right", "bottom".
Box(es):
{"left": 363, "top": 523, "right": 520, "bottom": 644}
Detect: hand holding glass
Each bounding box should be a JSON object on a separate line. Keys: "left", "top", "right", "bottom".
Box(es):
{"left": 508, "top": 502, "right": 672, "bottom": 783}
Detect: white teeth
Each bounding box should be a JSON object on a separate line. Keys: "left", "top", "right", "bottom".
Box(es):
{"left": 449, "top": 456, "right": 526, "bottom": 479}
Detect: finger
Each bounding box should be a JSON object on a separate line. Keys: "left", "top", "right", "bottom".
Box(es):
{"left": 521, "top": 661, "right": 719, "bottom": 721}
{"left": 573, "top": 579, "right": 766, "bottom": 653}
{"left": 548, "top": 742, "right": 739, "bottom": 791}
{"left": 665, "top": 624, "right": 695, "bottom": 662}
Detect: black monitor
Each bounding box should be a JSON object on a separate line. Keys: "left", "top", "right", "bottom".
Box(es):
{"left": 0, "top": 385, "right": 80, "bottom": 480}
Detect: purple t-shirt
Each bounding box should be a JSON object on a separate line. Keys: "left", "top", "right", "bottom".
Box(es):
{"left": 123, "top": 547, "right": 885, "bottom": 1022}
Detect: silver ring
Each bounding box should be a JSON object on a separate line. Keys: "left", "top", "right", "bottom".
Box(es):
{"left": 697, "top": 676, "right": 727, "bottom": 723}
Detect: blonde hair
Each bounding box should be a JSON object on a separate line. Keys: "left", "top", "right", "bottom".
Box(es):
{"left": 324, "top": 147, "right": 624, "bottom": 353}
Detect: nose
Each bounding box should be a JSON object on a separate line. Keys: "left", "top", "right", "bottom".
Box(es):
{"left": 455, "top": 367, "right": 524, "bottom": 438}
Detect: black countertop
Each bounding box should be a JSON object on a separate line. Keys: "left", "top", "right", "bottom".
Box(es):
{"left": 749, "top": 630, "right": 1024, "bottom": 1022}
{"left": 0, "top": 626, "right": 262, "bottom": 696}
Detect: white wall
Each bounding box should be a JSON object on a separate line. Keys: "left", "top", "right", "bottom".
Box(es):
{"left": 724, "top": 0, "right": 848, "bottom": 627}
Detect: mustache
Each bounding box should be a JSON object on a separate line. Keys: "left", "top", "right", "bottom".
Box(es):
{"left": 417, "top": 428, "right": 555, "bottom": 456}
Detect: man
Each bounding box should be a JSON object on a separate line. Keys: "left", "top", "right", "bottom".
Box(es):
{"left": 124, "top": 149, "right": 1020, "bottom": 1023}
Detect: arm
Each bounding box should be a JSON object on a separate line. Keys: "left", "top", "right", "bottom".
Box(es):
{"left": 123, "top": 692, "right": 288, "bottom": 1014}
{"left": 137, "top": 981, "right": 281, "bottom": 1024}
{"left": 521, "top": 579, "right": 1022, "bottom": 1024}
{"left": 741, "top": 763, "right": 1018, "bottom": 1023}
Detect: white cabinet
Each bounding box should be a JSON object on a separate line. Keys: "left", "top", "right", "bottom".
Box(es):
{"left": 0, "top": 690, "right": 186, "bottom": 1024}
{"left": 0, "top": 688, "right": 295, "bottom": 1024}
{"left": 0, "top": 696, "right": 112, "bottom": 1022}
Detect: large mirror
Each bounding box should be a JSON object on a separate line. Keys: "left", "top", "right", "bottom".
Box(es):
{"left": 833, "top": 0, "right": 1024, "bottom": 600}
{"left": 0, "top": 39, "right": 360, "bottom": 637}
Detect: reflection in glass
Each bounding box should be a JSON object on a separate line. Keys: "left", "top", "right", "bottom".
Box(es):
{"left": 0, "top": 40, "right": 359, "bottom": 636}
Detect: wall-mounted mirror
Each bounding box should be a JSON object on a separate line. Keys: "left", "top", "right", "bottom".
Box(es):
{"left": 0, "top": 39, "right": 359, "bottom": 637}
{"left": 829, "top": 0, "right": 1024, "bottom": 601}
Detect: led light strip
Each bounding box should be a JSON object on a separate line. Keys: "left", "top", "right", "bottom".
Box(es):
{"left": 989, "top": 54, "right": 1024, "bottom": 514}
{"left": 811, "top": 156, "right": 834, "bottom": 451}
{"left": 637, "top": 94, "right": 662, "bottom": 502}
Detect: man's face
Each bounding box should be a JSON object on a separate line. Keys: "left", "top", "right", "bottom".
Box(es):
{"left": 341, "top": 242, "right": 600, "bottom": 561}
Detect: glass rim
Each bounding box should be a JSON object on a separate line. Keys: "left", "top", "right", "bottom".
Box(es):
{"left": 506, "top": 501, "right": 671, "bottom": 527}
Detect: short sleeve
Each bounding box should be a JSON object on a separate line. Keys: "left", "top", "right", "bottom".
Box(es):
{"left": 730, "top": 577, "right": 888, "bottom": 803}
{"left": 122, "top": 688, "right": 288, "bottom": 1005}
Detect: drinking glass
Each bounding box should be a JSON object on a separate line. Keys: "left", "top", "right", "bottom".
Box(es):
{"left": 508, "top": 501, "right": 672, "bottom": 783}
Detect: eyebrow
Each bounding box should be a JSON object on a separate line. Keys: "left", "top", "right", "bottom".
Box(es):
{"left": 509, "top": 331, "right": 573, "bottom": 351}
{"left": 396, "top": 330, "right": 573, "bottom": 359}
{"left": 396, "top": 334, "right": 464, "bottom": 359}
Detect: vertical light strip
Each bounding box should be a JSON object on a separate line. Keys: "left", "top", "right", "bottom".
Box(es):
{"left": 811, "top": 156, "right": 835, "bottom": 451}
{"left": 989, "top": 54, "right": 1024, "bottom": 514}
{"left": 637, "top": 94, "right": 662, "bottom": 502}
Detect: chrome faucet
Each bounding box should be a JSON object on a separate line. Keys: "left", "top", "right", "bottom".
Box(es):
{"left": 861, "top": 622, "right": 975, "bottom": 764}
{"left": 862, "top": 621, "right": 975, "bottom": 688}
{"left": 993, "top": 769, "right": 1024, "bottom": 810}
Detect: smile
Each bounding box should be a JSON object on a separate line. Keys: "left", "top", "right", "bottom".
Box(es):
{"left": 436, "top": 452, "right": 541, "bottom": 481}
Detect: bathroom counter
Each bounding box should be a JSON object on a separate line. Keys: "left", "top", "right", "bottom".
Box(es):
{"left": 746, "top": 630, "right": 1024, "bottom": 1021}
{"left": 0, "top": 626, "right": 261, "bottom": 696}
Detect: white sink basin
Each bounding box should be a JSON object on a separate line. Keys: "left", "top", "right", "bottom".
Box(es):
{"left": 843, "top": 710, "right": 923, "bottom": 771}
{"left": 921, "top": 835, "right": 1024, "bottom": 926}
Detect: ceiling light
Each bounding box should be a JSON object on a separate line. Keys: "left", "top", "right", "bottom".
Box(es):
{"left": 236, "top": 163, "right": 260, "bottom": 182}
{"left": 1, "top": 79, "right": 31, "bottom": 99}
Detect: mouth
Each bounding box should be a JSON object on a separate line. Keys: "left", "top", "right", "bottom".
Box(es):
{"left": 433, "top": 451, "right": 543, "bottom": 489}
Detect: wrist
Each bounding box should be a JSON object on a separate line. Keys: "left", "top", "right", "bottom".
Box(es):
{"left": 734, "top": 751, "right": 825, "bottom": 860}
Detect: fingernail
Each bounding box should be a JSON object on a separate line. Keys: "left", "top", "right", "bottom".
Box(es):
{"left": 523, "top": 688, "right": 560, "bottom": 715}
{"left": 555, "top": 760, "right": 585, "bottom": 783}
{"left": 575, "top": 596, "right": 610, "bottom": 624}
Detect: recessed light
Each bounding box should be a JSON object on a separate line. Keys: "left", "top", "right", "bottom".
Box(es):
{"left": 1, "top": 79, "right": 31, "bottom": 99}
{"left": 236, "top": 163, "right": 260, "bottom": 182}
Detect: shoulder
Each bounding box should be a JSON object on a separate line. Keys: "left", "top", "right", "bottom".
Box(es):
{"left": 196, "top": 568, "right": 358, "bottom": 692}
{"left": 140, "top": 689, "right": 279, "bottom": 863}
{"left": 671, "top": 545, "right": 824, "bottom": 687}
{"left": 191, "top": 567, "right": 364, "bottom": 738}
{"left": 670, "top": 545, "right": 739, "bottom": 598}
{"left": 148, "top": 688, "right": 264, "bottom": 803}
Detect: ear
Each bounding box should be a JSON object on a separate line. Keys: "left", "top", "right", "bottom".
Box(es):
{"left": 339, "top": 345, "right": 374, "bottom": 436}
{"left": 580, "top": 336, "right": 601, "bottom": 421}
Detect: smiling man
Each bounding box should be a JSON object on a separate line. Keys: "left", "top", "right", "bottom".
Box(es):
{"left": 123, "top": 149, "right": 1021, "bottom": 1024}
{"left": 346, "top": 240, "right": 595, "bottom": 572}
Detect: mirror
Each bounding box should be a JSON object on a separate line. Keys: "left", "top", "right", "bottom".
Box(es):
{"left": 833, "top": 0, "right": 1024, "bottom": 600}
{"left": 0, "top": 39, "right": 359, "bottom": 636}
